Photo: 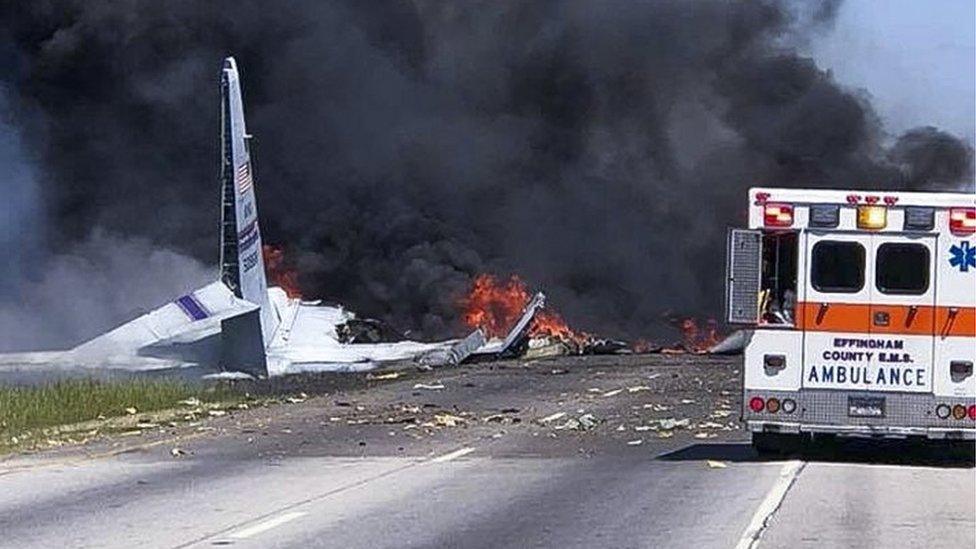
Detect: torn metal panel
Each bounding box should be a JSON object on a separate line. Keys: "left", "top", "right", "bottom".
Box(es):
{"left": 708, "top": 330, "right": 752, "bottom": 355}
{"left": 418, "top": 328, "right": 487, "bottom": 368}
{"left": 498, "top": 292, "right": 546, "bottom": 357}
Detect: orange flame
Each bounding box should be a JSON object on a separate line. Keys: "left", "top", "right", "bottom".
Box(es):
{"left": 675, "top": 317, "right": 721, "bottom": 353}
{"left": 262, "top": 244, "right": 302, "bottom": 299}
{"left": 460, "top": 274, "right": 588, "bottom": 345}
{"left": 461, "top": 274, "right": 532, "bottom": 338}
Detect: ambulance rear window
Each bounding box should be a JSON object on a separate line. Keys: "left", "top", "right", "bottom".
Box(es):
{"left": 876, "top": 243, "right": 929, "bottom": 295}
{"left": 811, "top": 241, "right": 865, "bottom": 293}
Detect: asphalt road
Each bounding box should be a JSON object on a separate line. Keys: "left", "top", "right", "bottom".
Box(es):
{"left": 1, "top": 355, "right": 972, "bottom": 548}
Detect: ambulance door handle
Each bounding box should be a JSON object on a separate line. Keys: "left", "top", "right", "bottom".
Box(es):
{"left": 905, "top": 306, "right": 918, "bottom": 328}
{"left": 816, "top": 302, "right": 829, "bottom": 325}
{"left": 941, "top": 308, "right": 959, "bottom": 339}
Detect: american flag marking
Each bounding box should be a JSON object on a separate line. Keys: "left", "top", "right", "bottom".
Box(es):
{"left": 237, "top": 162, "right": 253, "bottom": 194}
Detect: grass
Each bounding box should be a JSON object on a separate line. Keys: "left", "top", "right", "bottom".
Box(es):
{"left": 0, "top": 378, "right": 240, "bottom": 448}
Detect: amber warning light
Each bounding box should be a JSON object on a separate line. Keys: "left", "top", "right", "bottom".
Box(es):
{"left": 763, "top": 203, "right": 793, "bottom": 227}
{"left": 857, "top": 205, "right": 887, "bottom": 230}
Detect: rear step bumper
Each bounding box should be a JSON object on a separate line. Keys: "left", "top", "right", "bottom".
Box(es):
{"left": 748, "top": 420, "right": 976, "bottom": 440}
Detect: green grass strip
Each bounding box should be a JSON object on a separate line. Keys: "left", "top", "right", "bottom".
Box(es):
{"left": 0, "top": 378, "right": 219, "bottom": 435}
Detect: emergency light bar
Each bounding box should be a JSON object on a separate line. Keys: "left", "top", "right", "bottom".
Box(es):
{"left": 856, "top": 205, "right": 887, "bottom": 230}
{"left": 949, "top": 207, "right": 976, "bottom": 235}
{"left": 763, "top": 203, "right": 793, "bottom": 227}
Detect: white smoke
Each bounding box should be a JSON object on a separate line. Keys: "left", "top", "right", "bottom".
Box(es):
{"left": 0, "top": 230, "right": 213, "bottom": 352}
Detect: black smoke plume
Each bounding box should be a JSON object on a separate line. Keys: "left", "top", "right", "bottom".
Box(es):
{"left": 0, "top": 1, "right": 972, "bottom": 350}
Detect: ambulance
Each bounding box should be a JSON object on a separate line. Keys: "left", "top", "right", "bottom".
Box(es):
{"left": 726, "top": 187, "right": 975, "bottom": 451}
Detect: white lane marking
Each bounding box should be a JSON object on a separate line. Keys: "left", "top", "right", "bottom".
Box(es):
{"left": 734, "top": 460, "right": 805, "bottom": 549}
{"left": 229, "top": 511, "right": 307, "bottom": 539}
{"left": 430, "top": 447, "right": 476, "bottom": 463}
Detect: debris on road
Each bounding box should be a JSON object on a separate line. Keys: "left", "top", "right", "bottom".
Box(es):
{"left": 706, "top": 460, "right": 728, "bottom": 469}
{"left": 366, "top": 372, "right": 401, "bottom": 381}
{"left": 708, "top": 330, "right": 750, "bottom": 355}
{"left": 170, "top": 447, "right": 186, "bottom": 458}
{"left": 413, "top": 383, "right": 445, "bottom": 390}
{"left": 601, "top": 389, "right": 623, "bottom": 398}
{"left": 552, "top": 413, "right": 599, "bottom": 431}
{"left": 538, "top": 411, "right": 568, "bottom": 424}
{"left": 433, "top": 414, "right": 466, "bottom": 427}
{"left": 657, "top": 418, "right": 691, "bottom": 430}
{"left": 626, "top": 439, "right": 643, "bottom": 446}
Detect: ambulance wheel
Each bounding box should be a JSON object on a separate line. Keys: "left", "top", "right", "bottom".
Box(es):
{"left": 751, "top": 432, "right": 801, "bottom": 455}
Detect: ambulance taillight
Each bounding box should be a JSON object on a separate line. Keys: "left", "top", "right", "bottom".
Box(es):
{"left": 763, "top": 203, "right": 793, "bottom": 227}
{"left": 949, "top": 207, "right": 976, "bottom": 235}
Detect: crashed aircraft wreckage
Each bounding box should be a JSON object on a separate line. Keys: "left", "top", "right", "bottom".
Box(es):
{"left": 0, "top": 58, "right": 543, "bottom": 379}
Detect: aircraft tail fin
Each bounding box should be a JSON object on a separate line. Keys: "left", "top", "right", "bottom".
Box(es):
{"left": 218, "top": 57, "right": 279, "bottom": 348}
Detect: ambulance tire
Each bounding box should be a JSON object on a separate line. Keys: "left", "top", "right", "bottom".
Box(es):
{"left": 751, "top": 432, "right": 803, "bottom": 455}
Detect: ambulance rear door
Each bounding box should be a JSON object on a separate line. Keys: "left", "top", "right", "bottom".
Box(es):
{"left": 801, "top": 231, "right": 873, "bottom": 390}
{"left": 869, "top": 233, "right": 937, "bottom": 393}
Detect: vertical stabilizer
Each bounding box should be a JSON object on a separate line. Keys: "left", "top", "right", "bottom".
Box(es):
{"left": 219, "top": 57, "right": 279, "bottom": 347}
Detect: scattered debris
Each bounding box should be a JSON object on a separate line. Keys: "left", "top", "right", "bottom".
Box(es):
{"left": 366, "top": 372, "right": 401, "bottom": 381}
{"left": 524, "top": 338, "right": 571, "bottom": 360}
{"left": 657, "top": 430, "right": 674, "bottom": 438}
{"left": 170, "top": 447, "right": 186, "bottom": 458}
{"left": 412, "top": 383, "right": 445, "bottom": 390}
{"left": 627, "top": 385, "right": 651, "bottom": 393}
{"left": 286, "top": 393, "right": 308, "bottom": 404}
{"left": 694, "top": 432, "right": 717, "bottom": 439}
{"left": 337, "top": 318, "right": 403, "bottom": 344}
{"left": 657, "top": 418, "right": 691, "bottom": 430}
{"left": 552, "top": 413, "right": 599, "bottom": 431}
{"left": 627, "top": 439, "right": 643, "bottom": 446}
{"left": 433, "top": 414, "right": 466, "bottom": 427}
{"left": 124, "top": 407, "right": 138, "bottom": 415}
{"left": 708, "top": 330, "right": 751, "bottom": 355}
{"left": 419, "top": 328, "right": 487, "bottom": 368}
{"left": 538, "top": 411, "right": 567, "bottom": 424}
{"left": 706, "top": 460, "right": 728, "bottom": 469}
{"left": 601, "top": 389, "right": 623, "bottom": 398}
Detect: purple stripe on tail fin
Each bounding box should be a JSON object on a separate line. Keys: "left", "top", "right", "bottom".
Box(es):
{"left": 176, "top": 294, "right": 210, "bottom": 321}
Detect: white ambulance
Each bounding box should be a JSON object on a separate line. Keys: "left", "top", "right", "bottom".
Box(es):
{"left": 726, "top": 187, "right": 975, "bottom": 452}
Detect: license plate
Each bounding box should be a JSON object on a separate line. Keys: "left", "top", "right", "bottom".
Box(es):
{"left": 848, "top": 396, "right": 885, "bottom": 417}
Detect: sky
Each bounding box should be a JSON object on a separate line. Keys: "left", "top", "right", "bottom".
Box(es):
{"left": 808, "top": 0, "right": 975, "bottom": 144}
